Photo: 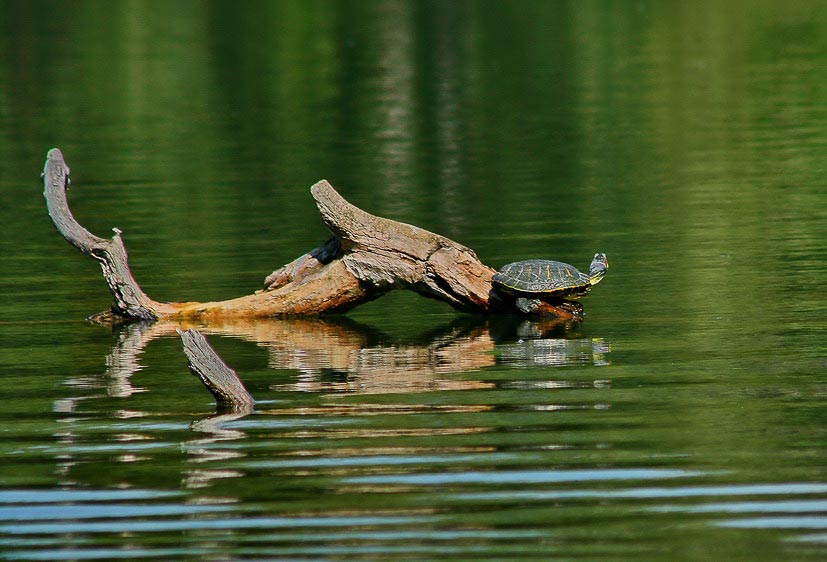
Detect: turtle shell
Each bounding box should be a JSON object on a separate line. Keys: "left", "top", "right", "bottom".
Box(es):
{"left": 492, "top": 259, "right": 592, "bottom": 299}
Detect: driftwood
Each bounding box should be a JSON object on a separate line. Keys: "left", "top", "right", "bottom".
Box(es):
{"left": 43, "top": 148, "right": 576, "bottom": 320}
{"left": 177, "top": 328, "right": 255, "bottom": 412}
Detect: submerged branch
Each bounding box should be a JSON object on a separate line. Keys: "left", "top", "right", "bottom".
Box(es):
{"left": 178, "top": 328, "right": 255, "bottom": 413}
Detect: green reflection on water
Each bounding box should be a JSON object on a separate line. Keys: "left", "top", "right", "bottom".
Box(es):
{"left": 1, "top": 0, "right": 826, "bottom": 560}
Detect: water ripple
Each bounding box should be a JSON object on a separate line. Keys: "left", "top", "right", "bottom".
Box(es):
{"left": 717, "top": 517, "right": 827, "bottom": 529}
{"left": 0, "top": 515, "right": 435, "bottom": 535}
{"left": 454, "top": 483, "right": 827, "bottom": 502}
{"left": 345, "top": 468, "right": 704, "bottom": 485}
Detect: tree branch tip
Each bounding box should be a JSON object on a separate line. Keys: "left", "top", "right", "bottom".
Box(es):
{"left": 310, "top": 179, "right": 335, "bottom": 196}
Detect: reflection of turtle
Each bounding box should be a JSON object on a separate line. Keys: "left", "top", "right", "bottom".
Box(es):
{"left": 492, "top": 253, "right": 608, "bottom": 314}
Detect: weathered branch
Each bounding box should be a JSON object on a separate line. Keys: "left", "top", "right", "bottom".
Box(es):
{"left": 43, "top": 148, "right": 576, "bottom": 320}
{"left": 178, "top": 328, "right": 255, "bottom": 412}
{"left": 43, "top": 148, "right": 165, "bottom": 320}
{"left": 310, "top": 181, "right": 494, "bottom": 310}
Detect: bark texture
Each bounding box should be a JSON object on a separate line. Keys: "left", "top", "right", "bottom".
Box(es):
{"left": 178, "top": 328, "right": 255, "bottom": 412}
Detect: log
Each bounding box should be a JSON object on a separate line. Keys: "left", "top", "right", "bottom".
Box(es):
{"left": 42, "top": 148, "right": 577, "bottom": 320}
{"left": 177, "top": 328, "right": 255, "bottom": 412}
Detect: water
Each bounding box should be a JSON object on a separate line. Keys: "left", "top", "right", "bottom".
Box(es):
{"left": 1, "top": 1, "right": 826, "bottom": 559}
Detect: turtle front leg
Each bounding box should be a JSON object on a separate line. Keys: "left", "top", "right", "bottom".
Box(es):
{"left": 515, "top": 297, "right": 543, "bottom": 314}
{"left": 514, "top": 297, "right": 584, "bottom": 318}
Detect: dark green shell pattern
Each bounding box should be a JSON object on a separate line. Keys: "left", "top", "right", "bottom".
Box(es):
{"left": 492, "top": 259, "right": 591, "bottom": 299}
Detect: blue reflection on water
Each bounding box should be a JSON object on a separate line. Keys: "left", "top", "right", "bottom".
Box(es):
{"left": 0, "top": 515, "right": 435, "bottom": 535}
{"left": 345, "top": 467, "right": 704, "bottom": 485}
{"left": 0, "top": 503, "right": 231, "bottom": 522}
{"left": 653, "top": 500, "right": 827, "bottom": 514}
{"left": 454, "top": 483, "right": 827, "bottom": 502}
{"left": 0, "top": 490, "right": 181, "bottom": 504}
{"left": 718, "top": 517, "right": 827, "bottom": 529}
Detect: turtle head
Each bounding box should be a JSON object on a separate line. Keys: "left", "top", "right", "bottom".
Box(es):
{"left": 588, "top": 253, "right": 608, "bottom": 285}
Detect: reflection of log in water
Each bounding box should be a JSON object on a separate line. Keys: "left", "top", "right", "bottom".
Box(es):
{"left": 262, "top": 317, "right": 498, "bottom": 394}
{"left": 259, "top": 317, "right": 610, "bottom": 392}
{"left": 64, "top": 315, "right": 611, "bottom": 424}
{"left": 88, "top": 316, "right": 612, "bottom": 403}
{"left": 53, "top": 316, "right": 611, "bottom": 480}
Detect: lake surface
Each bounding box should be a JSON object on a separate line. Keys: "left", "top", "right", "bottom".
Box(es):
{"left": 1, "top": 1, "right": 826, "bottom": 559}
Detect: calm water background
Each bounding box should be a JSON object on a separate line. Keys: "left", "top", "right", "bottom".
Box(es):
{"left": 1, "top": 1, "right": 826, "bottom": 559}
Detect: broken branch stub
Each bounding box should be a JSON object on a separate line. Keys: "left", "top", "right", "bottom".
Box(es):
{"left": 42, "top": 149, "right": 576, "bottom": 320}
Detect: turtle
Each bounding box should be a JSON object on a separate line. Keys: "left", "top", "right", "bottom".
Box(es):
{"left": 492, "top": 253, "right": 608, "bottom": 314}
